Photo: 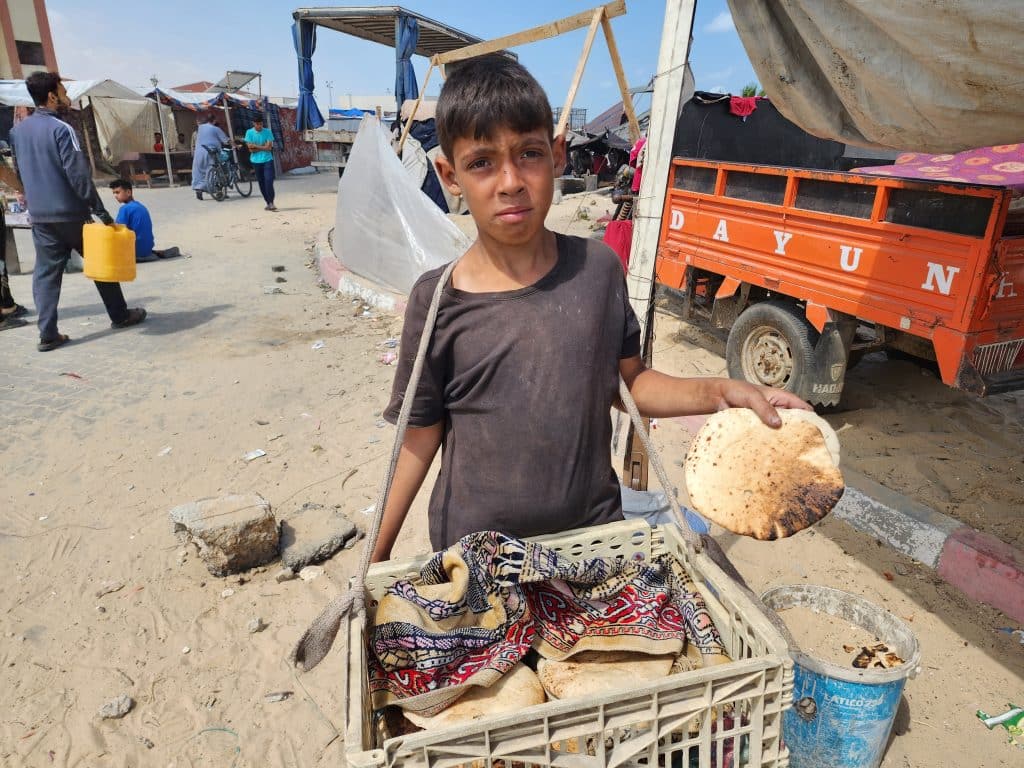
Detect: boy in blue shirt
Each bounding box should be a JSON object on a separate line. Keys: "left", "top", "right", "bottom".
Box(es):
{"left": 108, "top": 179, "right": 178, "bottom": 262}
{"left": 244, "top": 115, "right": 276, "bottom": 211}
{"left": 109, "top": 179, "right": 155, "bottom": 262}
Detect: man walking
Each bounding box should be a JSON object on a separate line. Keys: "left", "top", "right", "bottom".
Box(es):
{"left": 10, "top": 72, "right": 145, "bottom": 352}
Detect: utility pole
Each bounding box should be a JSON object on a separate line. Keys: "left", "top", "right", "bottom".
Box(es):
{"left": 325, "top": 80, "right": 334, "bottom": 112}
{"left": 149, "top": 75, "right": 175, "bottom": 186}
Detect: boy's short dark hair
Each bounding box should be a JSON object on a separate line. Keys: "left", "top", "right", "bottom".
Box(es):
{"left": 253, "top": 113, "right": 264, "bottom": 123}
{"left": 436, "top": 54, "right": 553, "bottom": 159}
{"left": 26, "top": 71, "right": 62, "bottom": 107}
{"left": 109, "top": 178, "right": 133, "bottom": 192}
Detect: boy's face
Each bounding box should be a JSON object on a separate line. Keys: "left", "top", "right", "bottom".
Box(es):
{"left": 112, "top": 186, "right": 132, "bottom": 204}
{"left": 436, "top": 126, "right": 566, "bottom": 247}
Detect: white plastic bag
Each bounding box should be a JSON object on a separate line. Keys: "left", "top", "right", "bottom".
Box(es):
{"left": 334, "top": 117, "right": 470, "bottom": 294}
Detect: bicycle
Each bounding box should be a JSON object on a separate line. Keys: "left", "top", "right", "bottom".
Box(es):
{"left": 204, "top": 145, "right": 253, "bottom": 201}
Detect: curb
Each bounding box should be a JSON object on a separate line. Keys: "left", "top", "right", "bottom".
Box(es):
{"left": 315, "top": 227, "right": 407, "bottom": 314}
{"left": 839, "top": 470, "right": 1024, "bottom": 623}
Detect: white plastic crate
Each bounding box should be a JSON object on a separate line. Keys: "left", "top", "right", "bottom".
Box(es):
{"left": 343, "top": 520, "right": 793, "bottom": 768}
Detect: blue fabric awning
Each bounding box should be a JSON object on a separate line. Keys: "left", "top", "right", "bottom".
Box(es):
{"left": 293, "top": 20, "right": 325, "bottom": 131}
{"left": 395, "top": 15, "right": 419, "bottom": 114}
{"left": 330, "top": 108, "right": 367, "bottom": 118}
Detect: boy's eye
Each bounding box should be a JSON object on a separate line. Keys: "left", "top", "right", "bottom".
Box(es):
{"left": 467, "top": 158, "right": 490, "bottom": 170}
{"left": 522, "top": 149, "right": 544, "bottom": 160}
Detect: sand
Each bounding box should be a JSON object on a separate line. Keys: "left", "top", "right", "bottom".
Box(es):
{"left": 1, "top": 178, "right": 1021, "bottom": 767}
{"left": 778, "top": 605, "right": 895, "bottom": 668}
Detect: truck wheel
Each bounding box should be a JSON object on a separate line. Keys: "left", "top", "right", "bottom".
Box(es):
{"left": 726, "top": 301, "right": 817, "bottom": 393}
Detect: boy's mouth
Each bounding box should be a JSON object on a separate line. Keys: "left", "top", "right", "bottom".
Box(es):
{"left": 496, "top": 207, "right": 531, "bottom": 223}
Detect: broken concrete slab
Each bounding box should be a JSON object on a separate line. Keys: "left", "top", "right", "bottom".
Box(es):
{"left": 169, "top": 494, "right": 279, "bottom": 576}
{"left": 279, "top": 504, "right": 357, "bottom": 570}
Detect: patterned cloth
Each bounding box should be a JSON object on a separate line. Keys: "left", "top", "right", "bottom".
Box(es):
{"left": 369, "top": 531, "right": 727, "bottom": 716}
{"left": 857, "top": 144, "right": 1024, "bottom": 192}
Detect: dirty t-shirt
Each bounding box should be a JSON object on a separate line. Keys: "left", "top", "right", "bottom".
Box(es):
{"left": 384, "top": 233, "right": 641, "bottom": 550}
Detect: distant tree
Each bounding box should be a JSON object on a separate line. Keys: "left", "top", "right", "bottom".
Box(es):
{"left": 741, "top": 82, "right": 759, "bottom": 97}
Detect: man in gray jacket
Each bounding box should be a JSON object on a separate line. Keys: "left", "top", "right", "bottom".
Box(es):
{"left": 11, "top": 71, "right": 145, "bottom": 351}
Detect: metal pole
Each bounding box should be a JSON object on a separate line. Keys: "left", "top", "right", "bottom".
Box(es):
{"left": 153, "top": 91, "right": 175, "bottom": 186}
{"left": 223, "top": 101, "right": 238, "bottom": 166}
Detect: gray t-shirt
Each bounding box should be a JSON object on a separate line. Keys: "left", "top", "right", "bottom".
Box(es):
{"left": 385, "top": 233, "right": 642, "bottom": 550}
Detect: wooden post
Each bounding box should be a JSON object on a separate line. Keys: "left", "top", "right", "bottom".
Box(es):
{"left": 555, "top": 8, "right": 604, "bottom": 137}
{"left": 223, "top": 102, "right": 238, "bottom": 166}
{"left": 152, "top": 92, "right": 176, "bottom": 186}
{"left": 434, "top": 1, "right": 626, "bottom": 66}
{"left": 397, "top": 59, "right": 435, "bottom": 154}
{"left": 600, "top": 15, "right": 641, "bottom": 143}
{"left": 621, "top": 0, "right": 697, "bottom": 490}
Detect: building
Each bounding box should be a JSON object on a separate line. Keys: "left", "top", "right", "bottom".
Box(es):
{"left": 0, "top": 0, "right": 58, "bottom": 79}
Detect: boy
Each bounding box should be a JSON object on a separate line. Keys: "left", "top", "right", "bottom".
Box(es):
{"left": 109, "top": 179, "right": 179, "bottom": 263}
{"left": 244, "top": 115, "right": 276, "bottom": 211}
{"left": 372, "top": 56, "right": 809, "bottom": 562}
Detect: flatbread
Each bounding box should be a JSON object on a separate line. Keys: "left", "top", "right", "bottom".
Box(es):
{"left": 403, "top": 663, "right": 545, "bottom": 729}
{"left": 684, "top": 408, "right": 844, "bottom": 540}
{"left": 537, "top": 651, "right": 675, "bottom": 700}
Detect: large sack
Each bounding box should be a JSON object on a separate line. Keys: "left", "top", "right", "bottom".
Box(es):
{"left": 684, "top": 409, "right": 843, "bottom": 540}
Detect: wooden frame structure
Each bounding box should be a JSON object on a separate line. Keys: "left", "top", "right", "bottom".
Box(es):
{"left": 397, "top": 0, "right": 641, "bottom": 153}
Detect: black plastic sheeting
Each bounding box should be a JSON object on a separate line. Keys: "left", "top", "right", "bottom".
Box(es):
{"left": 671, "top": 93, "right": 849, "bottom": 171}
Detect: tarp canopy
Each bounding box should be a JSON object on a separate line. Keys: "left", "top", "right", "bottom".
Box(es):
{"left": 329, "top": 107, "right": 366, "bottom": 118}
{"left": 146, "top": 88, "right": 264, "bottom": 111}
{"left": 728, "top": 0, "right": 1024, "bottom": 152}
{"left": 0, "top": 78, "right": 144, "bottom": 107}
{"left": 93, "top": 97, "right": 179, "bottom": 160}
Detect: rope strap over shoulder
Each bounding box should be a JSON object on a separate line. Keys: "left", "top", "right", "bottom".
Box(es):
{"left": 291, "top": 260, "right": 457, "bottom": 671}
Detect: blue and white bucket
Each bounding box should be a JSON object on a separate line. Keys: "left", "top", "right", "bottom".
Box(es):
{"left": 762, "top": 585, "right": 921, "bottom": 768}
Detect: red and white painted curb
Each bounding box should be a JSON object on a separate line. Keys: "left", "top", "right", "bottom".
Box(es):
{"left": 315, "top": 227, "right": 407, "bottom": 315}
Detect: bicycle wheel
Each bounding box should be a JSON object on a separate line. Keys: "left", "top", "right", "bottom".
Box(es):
{"left": 206, "top": 165, "right": 227, "bottom": 201}
{"left": 234, "top": 166, "right": 253, "bottom": 197}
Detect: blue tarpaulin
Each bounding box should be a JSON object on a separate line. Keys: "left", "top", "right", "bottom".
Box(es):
{"left": 330, "top": 108, "right": 367, "bottom": 118}
{"left": 395, "top": 15, "right": 419, "bottom": 114}
{"left": 293, "top": 20, "right": 325, "bottom": 131}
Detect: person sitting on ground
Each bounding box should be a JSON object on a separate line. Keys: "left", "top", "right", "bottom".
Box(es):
{"left": 153, "top": 132, "right": 164, "bottom": 152}
{"left": 370, "top": 54, "right": 811, "bottom": 563}
{"left": 108, "top": 179, "right": 179, "bottom": 263}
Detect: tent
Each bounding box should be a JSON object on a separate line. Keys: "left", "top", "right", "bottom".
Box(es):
{"left": 0, "top": 78, "right": 176, "bottom": 172}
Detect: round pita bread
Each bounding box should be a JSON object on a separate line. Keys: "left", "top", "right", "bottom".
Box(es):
{"left": 684, "top": 408, "right": 844, "bottom": 540}
{"left": 537, "top": 651, "right": 675, "bottom": 700}
{"left": 404, "top": 663, "right": 545, "bottom": 729}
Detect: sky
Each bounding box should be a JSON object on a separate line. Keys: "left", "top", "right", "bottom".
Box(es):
{"left": 47, "top": 1, "right": 761, "bottom": 121}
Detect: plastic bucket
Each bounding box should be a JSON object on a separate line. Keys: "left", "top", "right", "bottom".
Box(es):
{"left": 762, "top": 585, "right": 921, "bottom": 768}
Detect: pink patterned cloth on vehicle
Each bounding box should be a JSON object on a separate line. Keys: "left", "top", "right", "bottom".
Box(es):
{"left": 857, "top": 144, "right": 1024, "bottom": 192}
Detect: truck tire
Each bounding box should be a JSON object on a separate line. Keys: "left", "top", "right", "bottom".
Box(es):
{"left": 726, "top": 301, "right": 817, "bottom": 394}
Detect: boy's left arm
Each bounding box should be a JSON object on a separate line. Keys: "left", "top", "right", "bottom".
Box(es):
{"left": 618, "top": 355, "right": 811, "bottom": 427}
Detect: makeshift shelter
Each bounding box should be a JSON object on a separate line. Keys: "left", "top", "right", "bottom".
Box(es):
{"left": 291, "top": 6, "right": 493, "bottom": 129}
{"left": 0, "top": 78, "right": 175, "bottom": 174}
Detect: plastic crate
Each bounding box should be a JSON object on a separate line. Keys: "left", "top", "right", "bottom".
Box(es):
{"left": 343, "top": 520, "right": 793, "bottom": 768}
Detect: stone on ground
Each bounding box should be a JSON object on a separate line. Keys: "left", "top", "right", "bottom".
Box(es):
{"left": 98, "top": 693, "right": 134, "bottom": 719}
{"left": 169, "top": 494, "right": 278, "bottom": 576}
{"left": 279, "top": 503, "right": 358, "bottom": 570}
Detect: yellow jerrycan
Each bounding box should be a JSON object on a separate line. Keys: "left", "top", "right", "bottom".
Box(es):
{"left": 82, "top": 223, "right": 136, "bottom": 282}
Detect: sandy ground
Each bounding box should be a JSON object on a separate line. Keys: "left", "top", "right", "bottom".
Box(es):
{"left": 1, "top": 177, "right": 1021, "bottom": 767}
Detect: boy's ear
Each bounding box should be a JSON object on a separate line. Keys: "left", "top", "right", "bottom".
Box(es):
{"left": 552, "top": 132, "right": 567, "bottom": 172}
{"left": 434, "top": 153, "right": 461, "bottom": 197}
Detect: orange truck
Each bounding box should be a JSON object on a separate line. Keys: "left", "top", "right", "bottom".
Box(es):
{"left": 655, "top": 159, "right": 1024, "bottom": 406}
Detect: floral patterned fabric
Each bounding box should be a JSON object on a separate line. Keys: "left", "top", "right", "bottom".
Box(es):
{"left": 857, "top": 144, "right": 1024, "bottom": 191}
{"left": 369, "top": 531, "right": 727, "bottom": 716}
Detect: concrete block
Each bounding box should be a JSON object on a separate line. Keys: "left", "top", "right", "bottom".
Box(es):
{"left": 832, "top": 470, "right": 962, "bottom": 567}
{"left": 170, "top": 493, "right": 279, "bottom": 576}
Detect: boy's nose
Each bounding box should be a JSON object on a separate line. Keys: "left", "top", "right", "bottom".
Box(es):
{"left": 498, "top": 163, "right": 525, "bottom": 194}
